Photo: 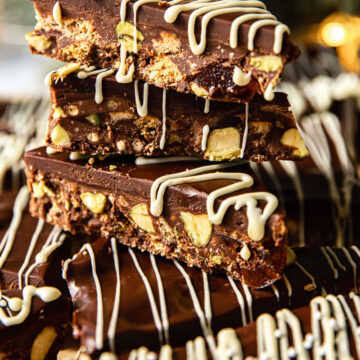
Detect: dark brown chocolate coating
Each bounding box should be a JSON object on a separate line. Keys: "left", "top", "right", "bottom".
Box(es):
{"left": 0, "top": 289, "right": 70, "bottom": 359}
{"left": 0, "top": 193, "right": 71, "bottom": 290}
{"left": 25, "top": 147, "right": 288, "bottom": 288}
{"left": 65, "top": 237, "right": 360, "bottom": 357}
{"left": 47, "top": 73, "right": 303, "bottom": 161}
{"left": 0, "top": 190, "right": 72, "bottom": 358}
{"left": 29, "top": 0, "right": 299, "bottom": 102}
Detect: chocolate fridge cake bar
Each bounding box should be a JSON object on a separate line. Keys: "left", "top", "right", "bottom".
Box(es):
{"left": 115, "top": 293, "right": 360, "bottom": 360}
{"left": 25, "top": 147, "right": 288, "bottom": 288}
{"left": 61, "top": 237, "right": 360, "bottom": 358}
{"left": 46, "top": 70, "right": 308, "bottom": 161}
{"left": 27, "top": 0, "right": 299, "bottom": 102}
{"left": 0, "top": 188, "right": 71, "bottom": 359}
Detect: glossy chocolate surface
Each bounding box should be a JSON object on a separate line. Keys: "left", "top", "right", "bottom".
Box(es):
{"left": 66, "top": 237, "right": 360, "bottom": 356}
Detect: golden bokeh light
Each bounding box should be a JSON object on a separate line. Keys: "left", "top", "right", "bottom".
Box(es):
{"left": 321, "top": 22, "right": 347, "bottom": 47}
{"left": 317, "top": 13, "right": 360, "bottom": 73}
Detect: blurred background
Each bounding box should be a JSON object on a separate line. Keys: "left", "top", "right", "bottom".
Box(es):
{"left": 0, "top": 0, "right": 359, "bottom": 100}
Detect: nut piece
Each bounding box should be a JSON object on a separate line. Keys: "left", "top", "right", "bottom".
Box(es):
{"left": 80, "top": 192, "right": 107, "bottom": 214}
{"left": 30, "top": 326, "right": 57, "bottom": 360}
{"left": 53, "top": 1, "right": 62, "bottom": 26}
{"left": 205, "top": 127, "right": 241, "bottom": 161}
{"left": 116, "top": 21, "right": 144, "bottom": 41}
{"left": 32, "top": 181, "right": 55, "bottom": 198}
{"left": 87, "top": 132, "right": 100, "bottom": 143}
{"left": 190, "top": 83, "right": 209, "bottom": 98}
{"left": 180, "top": 211, "right": 212, "bottom": 246}
{"left": 86, "top": 113, "right": 101, "bottom": 125}
{"left": 52, "top": 107, "right": 65, "bottom": 120}
{"left": 25, "top": 33, "right": 52, "bottom": 52}
{"left": 280, "top": 128, "right": 309, "bottom": 158}
{"left": 53, "top": 63, "right": 80, "bottom": 83}
{"left": 50, "top": 125, "right": 71, "bottom": 146}
{"left": 211, "top": 253, "right": 224, "bottom": 265}
{"left": 130, "top": 204, "right": 155, "bottom": 233}
{"left": 249, "top": 55, "right": 283, "bottom": 72}
{"left": 240, "top": 244, "right": 251, "bottom": 261}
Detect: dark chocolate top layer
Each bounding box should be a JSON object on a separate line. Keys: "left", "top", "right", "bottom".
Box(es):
{"left": 32, "top": 0, "right": 298, "bottom": 57}
{"left": 25, "top": 147, "right": 271, "bottom": 198}
{"left": 65, "top": 236, "right": 360, "bottom": 356}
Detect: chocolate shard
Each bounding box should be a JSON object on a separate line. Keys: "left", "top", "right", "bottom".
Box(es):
{"left": 141, "top": 293, "right": 360, "bottom": 360}
{"left": 25, "top": 147, "right": 288, "bottom": 288}
{"left": 27, "top": 0, "right": 299, "bottom": 102}
{"left": 46, "top": 71, "right": 307, "bottom": 161}
{"left": 0, "top": 188, "right": 71, "bottom": 359}
{"left": 62, "top": 237, "right": 360, "bottom": 358}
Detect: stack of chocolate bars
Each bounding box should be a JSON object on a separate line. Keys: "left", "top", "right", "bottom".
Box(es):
{"left": 25, "top": 0, "right": 308, "bottom": 288}
{"left": 0, "top": 0, "right": 354, "bottom": 358}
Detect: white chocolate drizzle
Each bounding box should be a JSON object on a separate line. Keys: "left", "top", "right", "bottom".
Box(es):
{"left": 135, "top": 156, "right": 202, "bottom": 166}
{"left": 24, "top": 227, "right": 64, "bottom": 287}
{"left": 239, "top": 103, "right": 249, "bottom": 159}
{"left": 241, "top": 284, "right": 253, "bottom": 323}
{"left": 173, "top": 260, "right": 216, "bottom": 357}
{"left": 0, "top": 99, "right": 49, "bottom": 193}
{"left": 164, "top": 0, "right": 289, "bottom": 54}
{"left": 160, "top": 88, "right": 167, "bottom": 150}
{"left": 130, "top": 293, "right": 360, "bottom": 360}
{"left": 134, "top": 80, "right": 149, "bottom": 117}
{"left": 53, "top": 2, "right": 62, "bottom": 26}
{"left": 326, "top": 246, "right": 346, "bottom": 271}
{"left": 150, "top": 254, "right": 170, "bottom": 344}
{"left": 264, "top": 82, "right": 275, "bottom": 101}
{"left": 278, "top": 160, "right": 305, "bottom": 247}
{"left": 0, "top": 186, "right": 29, "bottom": 268}
{"left": 129, "top": 248, "right": 165, "bottom": 345}
{"left": 17, "top": 219, "right": 45, "bottom": 288}
{"left": 150, "top": 162, "right": 278, "bottom": 241}
{"left": 341, "top": 248, "right": 358, "bottom": 293}
{"left": 108, "top": 238, "right": 121, "bottom": 353}
{"left": 227, "top": 276, "right": 247, "bottom": 325}
{"left": 201, "top": 125, "right": 210, "bottom": 152}
{"left": 294, "top": 261, "right": 317, "bottom": 291}
{"left": 204, "top": 99, "right": 210, "bottom": 114}
{"left": 116, "top": 0, "right": 289, "bottom": 96}
{"left": 282, "top": 274, "right": 292, "bottom": 299}
{"left": 95, "top": 69, "right": 115, "bottom": 104}
{"left": 0, "top": 285, "right": 61, "bottom": 326}
{"left": 80, "top": 243, "right": 104, "bottom": 350}
{"left": 298, "top": 111, "right": 356, "bottom": 247}
{"left": 232, "top": 66, "right": 251, "bottom": 87}
{"left": 320, "top": 247, "right": 338, "bottom": 280}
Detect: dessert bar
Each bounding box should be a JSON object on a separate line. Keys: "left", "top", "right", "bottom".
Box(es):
{"left": 46, "top": 71, "right": 307, "bottom": 161}
{"left": 0, "top": 188, "right": 71, "bottom": 359}
{"left": 63, "top": 237, "right": 360, "bottom": 357}
{"left": 25, "top": 148, "right": 288, "bottom": 288}
{"left": 27, "top": 0, "right": 299, "bottom": 102}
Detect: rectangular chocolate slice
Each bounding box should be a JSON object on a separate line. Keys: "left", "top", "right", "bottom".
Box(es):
{"left": 134, "top": 293, "right": 360, "bottom": 360}
{"left": 0, "top": 188, "right": 71, "bottom": 359}
{"left": 27, "top": 0, "right": 299, "bottom": 102}
{"left": 46, "top": 71, "right": 308, "bottom": 162}
{"left": 62, "top": 237, "right": 360, "bottom": 357}
{"left": 25, "top": 147, "right": 288, "bottom": 288}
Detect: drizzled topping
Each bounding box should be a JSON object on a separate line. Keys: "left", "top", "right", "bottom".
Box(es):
{"left": 115, "top": 0, "right": 290, "bottom": 100}
{"left": 149, "top": 162, "right": 278, "bottom": 241}
{"left": 0, "top": 187, "right": 66, "bottom": 327}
